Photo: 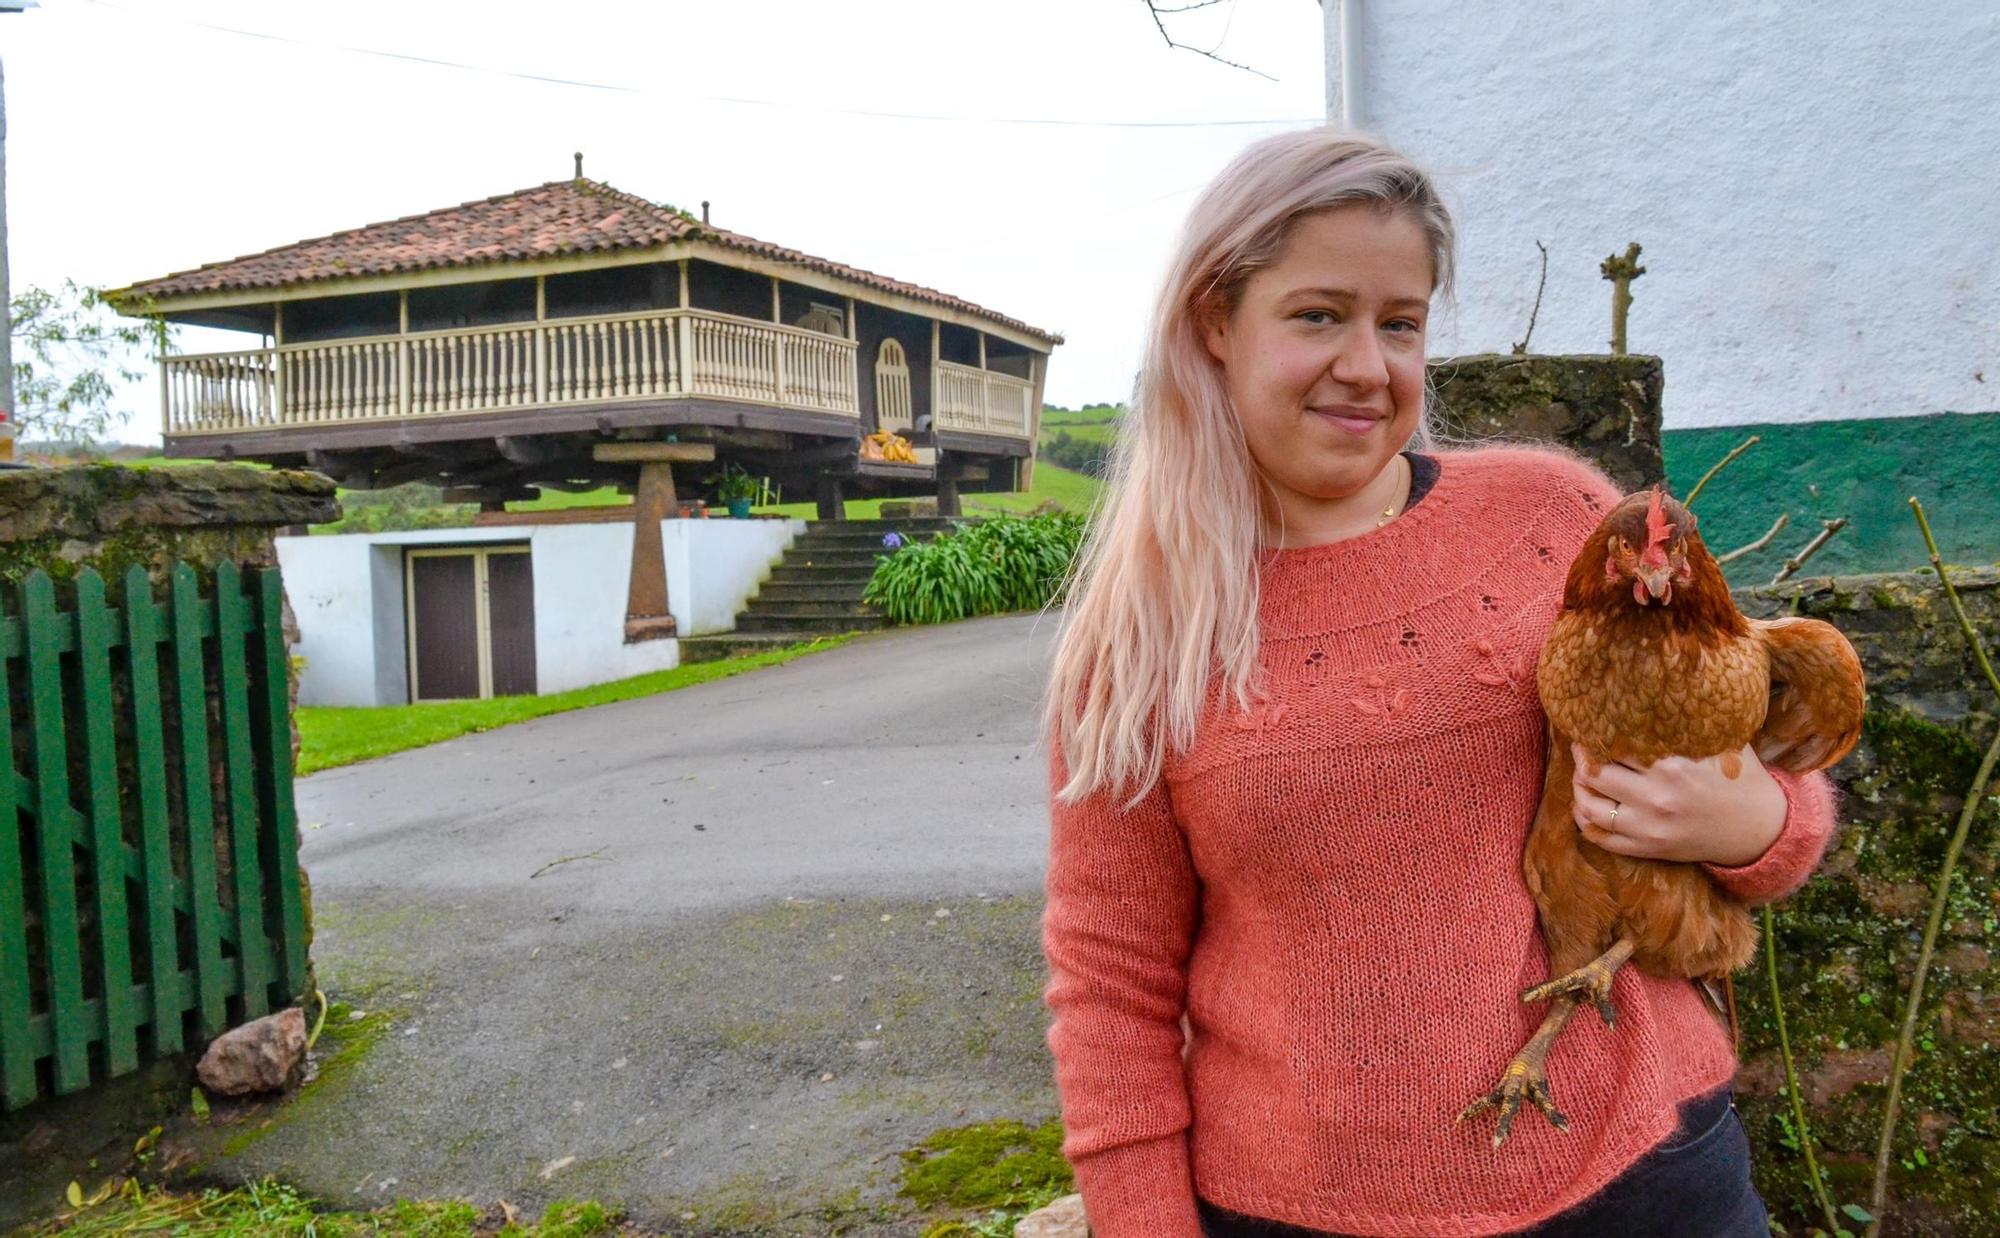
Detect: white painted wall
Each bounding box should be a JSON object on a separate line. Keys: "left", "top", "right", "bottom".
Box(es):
{"left": 276, "top": 517, "right": 804, "bottom": 706}
{"left": 1332, "top": 1, "right": 2000, "bottom": 429}
{"left": 274, "top": 534, "right": 383, "bottom": 708}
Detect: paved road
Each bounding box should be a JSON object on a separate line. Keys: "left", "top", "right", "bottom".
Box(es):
{"left": 188, "top": 614, "right": 1065, "bottom": 1235}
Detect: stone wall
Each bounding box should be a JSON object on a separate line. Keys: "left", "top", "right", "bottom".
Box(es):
{"left": 1729, "top": 567, "right": 1999, "bottom": 1234}
{"left": 1428, "top": 353, "right": 1665, "bottom": 492}
{"left": 0, "top": 463, "right": 337, "bottom": 595}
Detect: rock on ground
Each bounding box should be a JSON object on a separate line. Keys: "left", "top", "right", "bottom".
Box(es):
{"left": 197, "top": 1007, "right": 308, "bottom": 1096}
{"left": 1015, "top": 1193, "right": 1088, "bottom": 1237}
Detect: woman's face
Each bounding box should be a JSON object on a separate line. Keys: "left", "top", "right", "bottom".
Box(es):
{"left": 1202, "top": 206, "right": 1433, "bottom": 510}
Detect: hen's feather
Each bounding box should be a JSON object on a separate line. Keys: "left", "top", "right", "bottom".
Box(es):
{"left": 1755, "top": 616, "right": 1866, "bottom": 772}
{"left": 1527, "top": 489, "right": 1863, "bottom": 983}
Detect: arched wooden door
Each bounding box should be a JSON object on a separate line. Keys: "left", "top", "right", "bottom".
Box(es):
{"left": 875, "top": 337, "right": 913, "bottom": 434}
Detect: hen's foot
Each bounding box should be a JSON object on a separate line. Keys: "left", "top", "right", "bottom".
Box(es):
{"left": 1459, "top": 997, "right": 1579, "bottom": 1148}
{"left": 1521, "top": 937, "right": 1636, "bottom": 1029}
{"left": 1458, "top": 1051, "right": 1568, "bottom": 1147}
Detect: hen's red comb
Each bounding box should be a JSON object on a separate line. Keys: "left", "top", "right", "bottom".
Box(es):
{"left": 1641, "top": 488, "right": 1675, "bottom": 567}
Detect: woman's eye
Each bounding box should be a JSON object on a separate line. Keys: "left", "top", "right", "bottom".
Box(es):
{"left": 1297, "top": 310, "right": 1336, "bottom": 325}
{"left": 1384, "top": 318, "right": 1421, "bottom": 333}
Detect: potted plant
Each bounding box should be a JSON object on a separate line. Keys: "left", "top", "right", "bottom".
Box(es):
{"left": 710, "top": 464, "right": 763, "bottom": 519}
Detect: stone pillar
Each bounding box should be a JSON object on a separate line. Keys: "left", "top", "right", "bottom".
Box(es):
{"left": 590, "top": 442, "right": 714, "bottom": 644}
{"left": 1426, "top": 353, "right": 1664, "bottom": 492}
{"left": 622, "top": 461, "right": 677, "bottom": 643}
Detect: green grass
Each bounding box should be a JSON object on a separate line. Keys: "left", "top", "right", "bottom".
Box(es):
{"left": 18, "top": 1177, "right": 620, "bottom": 1236}
{"left": 507, "top": 485, "right": 628, "bottom": 511}
{"left": 1039, "top": 403, "right": 1123, "bottom": 427}
{"left": 964, "top": 462, "right": 1102, "bottom": 516}
{"left": 295, "top": 635, "right": 851, "bottom": 775}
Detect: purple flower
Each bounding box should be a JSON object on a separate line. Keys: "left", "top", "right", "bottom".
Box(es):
{"left": 882, "top": 532, "right": 904, "bottom": 549}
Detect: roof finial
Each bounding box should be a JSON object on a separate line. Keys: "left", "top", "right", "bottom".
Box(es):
{"left": 701, "top": 200, "right": 711, "bottom": 225}
{"left": 574, "top": 151, "right": 583, "bottom": 179}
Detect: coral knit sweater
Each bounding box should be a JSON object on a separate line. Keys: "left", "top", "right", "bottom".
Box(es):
{"left": 1041, "top": 447, "right": 1838, "bottom": 1238}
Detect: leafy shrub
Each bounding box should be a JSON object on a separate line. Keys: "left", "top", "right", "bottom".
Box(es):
{"left": 1037, "top": 427, "right": 1112, "bottom": 478}
{"left": 862, "top": 512, "right": 1085, "bottom": 625}
{"left": 315, "top": 482, "right": 476, "bottom": 534}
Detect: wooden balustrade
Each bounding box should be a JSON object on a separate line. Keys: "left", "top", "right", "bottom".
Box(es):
{"left": 935, "top": 360, "right": 1032, "bottom": 436}
{"left": 162, "top": 351, "right": 275, "bottom": 434}
{"left": 160, "top": 311, "right": 1028, "bottom": 444}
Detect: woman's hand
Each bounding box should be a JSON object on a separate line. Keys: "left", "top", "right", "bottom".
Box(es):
{"left": 1569, "top": 741, "right": 1787, "bottom": 866}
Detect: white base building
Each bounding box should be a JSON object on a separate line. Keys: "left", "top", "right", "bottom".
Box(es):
{"left": 278, "top": 517, "right": 801, "bottom": 707}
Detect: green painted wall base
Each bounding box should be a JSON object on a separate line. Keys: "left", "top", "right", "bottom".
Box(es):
{"left": 1664, "top": 412, "right": 2000, "bottom": 583}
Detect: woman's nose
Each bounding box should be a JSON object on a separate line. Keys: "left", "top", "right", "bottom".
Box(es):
{"left": 1329, "top": 327, "right": 1389, "bottom": 389}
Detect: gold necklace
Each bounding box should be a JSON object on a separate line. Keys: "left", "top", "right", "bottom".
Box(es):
{"left": 1376, "top": 455, "right": 1409, "bottom": 527}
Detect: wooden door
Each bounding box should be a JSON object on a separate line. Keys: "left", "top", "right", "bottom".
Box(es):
{"left": 405, "top": 546, "right": 536, "bottom": 702}
{"left": 408, "top": 553, "right": 480, "bottom": 701}
{"left": 485, "top": 549, "right": 538, "bottom": 696}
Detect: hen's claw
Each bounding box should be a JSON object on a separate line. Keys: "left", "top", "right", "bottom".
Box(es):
{"left": 1458, "top": 1057, "right": 1569, "bottom": 1148}
{"left": 1521, "top": 937, "right": 1636, "bottom": 1029}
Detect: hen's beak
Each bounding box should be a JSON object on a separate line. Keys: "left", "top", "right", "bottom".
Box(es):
{"left": 1637, "top": 567, "right": 1673, "bottom": 603}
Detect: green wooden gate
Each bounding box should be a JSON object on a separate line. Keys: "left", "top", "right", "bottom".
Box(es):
{"left": 0, "top": 561, "right": 308, "bottom": 1111}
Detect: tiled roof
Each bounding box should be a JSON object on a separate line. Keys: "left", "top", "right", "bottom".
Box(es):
{"left": 114, "top": 178, "right": 1060, "bottom": 343}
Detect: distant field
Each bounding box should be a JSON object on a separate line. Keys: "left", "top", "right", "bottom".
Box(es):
{"left": 1041, "top": 404, "right": 1123, "bottom": 427}
{"left": 1042, "top": 420, "right": 1117, "bottom": 447}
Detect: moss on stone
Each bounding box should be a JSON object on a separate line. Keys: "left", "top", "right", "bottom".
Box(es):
{"left": 898, "top": 1117, "right": 1071, "bottom": 1211}
{"left": 1427, "top": 353, "right": 1665, "bottom": 492}
{"left": 217, "top": 1003, "right": 399, "bottom": 1158}
{"left": 1736, "top": 703, "right": 1999, "bottom": 1233}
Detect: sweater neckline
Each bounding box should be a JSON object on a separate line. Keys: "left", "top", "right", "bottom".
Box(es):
{"left": 1256, "top": 451, "right": 1462, "bottom": 567}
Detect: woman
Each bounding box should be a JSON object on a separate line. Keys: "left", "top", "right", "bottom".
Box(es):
{"left": 1039, "top": 129, "right": 1834, "bottom": 1237}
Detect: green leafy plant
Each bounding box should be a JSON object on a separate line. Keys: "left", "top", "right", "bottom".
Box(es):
{"left": 862, "top": 512, "right": 1085, "bottom": 626}
{"left": 10, "top": 281, "right": 175, "bottom": 448}
{"left": 708, "top": 463, "right": 764, "bottom": 504}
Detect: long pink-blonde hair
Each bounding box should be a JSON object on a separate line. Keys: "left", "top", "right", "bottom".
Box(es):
{"left": 1044, "top": 129, "right": 1457, "bottom": 805}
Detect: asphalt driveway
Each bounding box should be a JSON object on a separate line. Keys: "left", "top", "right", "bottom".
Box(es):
{"left": 186, "top": 612, "right": 1066, "bottom": 1234}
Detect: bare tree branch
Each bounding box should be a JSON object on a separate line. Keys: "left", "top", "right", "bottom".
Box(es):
{"left": 1511, "top": 240, "right": 1550, "bottom": 356}
{"left": 1715, "top": 512, "right": 1789, "bottom": 565}
{"left": 1143, "top": 0, "right": 1277, "bottom": 81}
{"left": 1683, "top": 433, "right": 1761, "bottom": 507}
{"left": 1770, "top": 517, "right": 1849, "bottom": 585}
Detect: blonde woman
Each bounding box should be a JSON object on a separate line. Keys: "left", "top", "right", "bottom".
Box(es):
{"left": 1040, "top": 129, "right": 1836, "bottom": 1237}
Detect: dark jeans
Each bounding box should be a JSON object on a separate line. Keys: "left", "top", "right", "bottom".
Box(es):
{"left": 1197, "top": 1087, "right": 1768, "bottom": 1238}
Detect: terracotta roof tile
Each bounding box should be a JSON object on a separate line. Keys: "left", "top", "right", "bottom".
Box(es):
{"left": 116, "top": 178, "right": 1060, "bottom": 343}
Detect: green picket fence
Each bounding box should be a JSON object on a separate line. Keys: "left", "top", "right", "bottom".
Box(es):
{"left": 0, "top": 561, "right": 308, "bottom": 1111}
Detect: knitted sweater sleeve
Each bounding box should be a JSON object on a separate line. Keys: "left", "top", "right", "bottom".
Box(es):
{"left": 1701, "top": 769, "right": 1840, "bottom": 905}
{"left": 1042, "top": 743, "right": 1203, "bottom": 1238}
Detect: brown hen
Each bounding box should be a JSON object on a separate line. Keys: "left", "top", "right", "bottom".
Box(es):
{"left": 1460, "top": 488, "right": 1865, "bottom": 1147}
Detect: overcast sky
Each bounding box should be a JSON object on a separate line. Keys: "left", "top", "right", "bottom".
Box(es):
{"left": 6, "top": 0, "right": 1339, "bottom": 443}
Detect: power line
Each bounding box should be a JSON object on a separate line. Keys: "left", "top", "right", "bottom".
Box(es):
{"left": 79, "top": 0, "right": 1321, "bottom": 130}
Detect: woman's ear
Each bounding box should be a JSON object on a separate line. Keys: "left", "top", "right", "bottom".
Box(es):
{"left": 1198, "top": 299, "right": 1230, "bottom": 366}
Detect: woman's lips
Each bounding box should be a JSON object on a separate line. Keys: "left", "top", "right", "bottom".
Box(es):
{"left": 1312, "top": 407, "right": 1384, "bottom": 434}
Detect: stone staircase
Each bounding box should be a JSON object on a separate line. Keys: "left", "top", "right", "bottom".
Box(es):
{"left": 678, "top": 516, "right": 963, "bottom": 663}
